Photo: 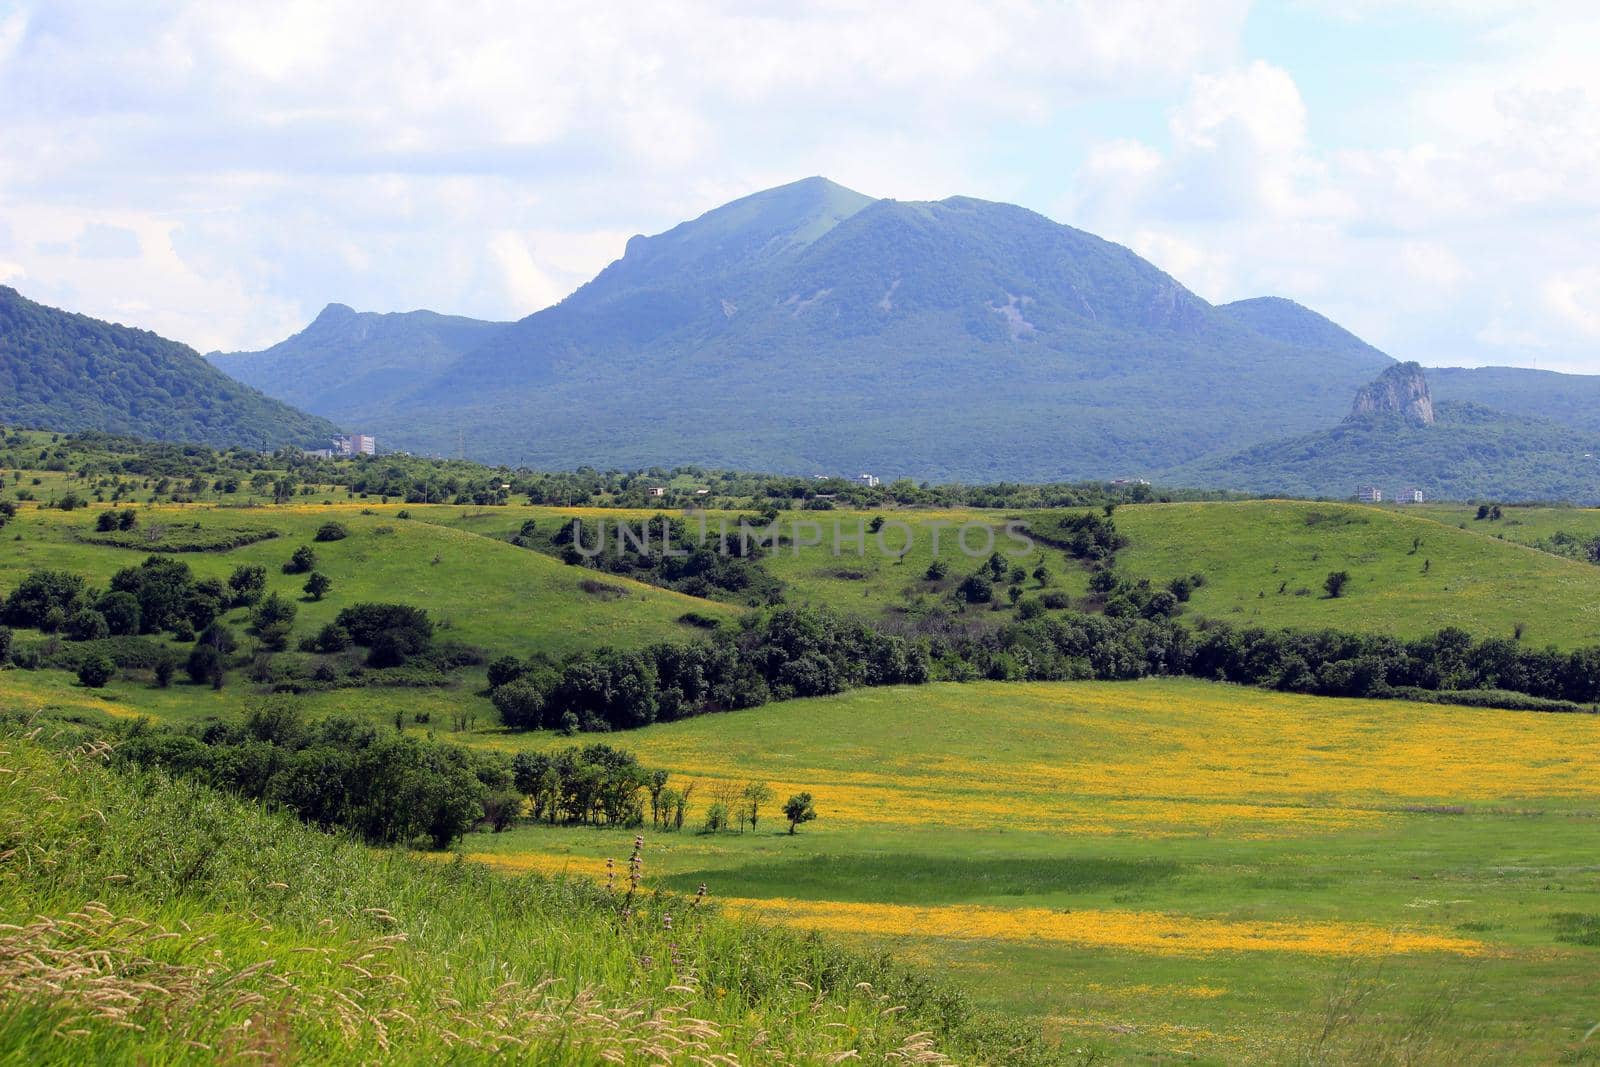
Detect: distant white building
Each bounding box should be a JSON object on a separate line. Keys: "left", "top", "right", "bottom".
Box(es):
{"left": 332, "top": 433, "right": 376, "bottom": 456}
{"left": 1396, "top": 487, "right": 1424, "bottom": 504}
{"left": 858, "top": 473, "right": 880, "bottom": 488}
{"left": 1355, "top": 485, "right": 1383, "bottom": 503}
{"left": 647, "top": 486, "right": 667, "bottom": 497}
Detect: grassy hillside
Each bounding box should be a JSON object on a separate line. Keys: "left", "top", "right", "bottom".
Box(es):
{"left": 455, "top": 678, "right": 1600, "bottom": 1064}
{"left": 0, "top": 287, "right": 338, "bottom": 450}
{"left": 1103, "top": 499, "right": 1600, "bottom": 647}
{"left": 0, "top": 721, "right": 1046, "bottom": 1065}
{"left": 430, "top": 500, "right": 1600, "bottom": 648}
{"left": 3, "top": 503, "right": 736, "bottom": 660}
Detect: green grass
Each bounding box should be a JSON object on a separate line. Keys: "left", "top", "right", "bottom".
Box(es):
{"left": 458, "top": 678, "right": 1600, "bottom": 1064}
{"left": 1103, "top": 499, "right": 1600, "bottom": 647}
{"left": 430, "top": 503, "right": 1088, "bottom": 618}
{"left": 0, "top": 721, "right": 1054, "bottom": 1065}
{"left": 2, "top": 501, "right": 738, "bottom": 660}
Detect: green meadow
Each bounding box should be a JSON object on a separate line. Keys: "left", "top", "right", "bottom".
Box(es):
{"left": 2, "top": 502, "right": 736, "bottom": 660}
{"left": 9, "top": 454, "right": 1600, "bottom": 1063}
{"left": 1105, "top": 499, "right": 1600, "bottom": 647}
{"left": 454, "top": 679, "right": 1600, "bottom": 1064}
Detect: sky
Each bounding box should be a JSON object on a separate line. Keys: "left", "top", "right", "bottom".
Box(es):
{"left": 1, "top": 1, "right": 1598, "bottom": 372}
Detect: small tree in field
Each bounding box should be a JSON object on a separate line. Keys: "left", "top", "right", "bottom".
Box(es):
{"left": 742, "top": 781, "right": 774, "bottom": 832}
{"left": 303, "top": 572, "right": 332, "bottom": 601}
{"left": 1323, "top": 570, "right": 1351, "bottom": 599}
{"left": 782, "top": 792, "right": 816, "bottom": 835}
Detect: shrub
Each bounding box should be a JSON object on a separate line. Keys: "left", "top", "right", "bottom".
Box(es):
{"left": 186, "top": 643, "right": 224, "bottom": 687}
{"left": 153, "top": 653, "right": 176, "bottom": 688}
{"left": 65, "top": 608, "right": 110, "bottom": 642}
{"left": 335, "top": 603, "right": 433, "bottom": 652}
{"left": 492, "top": 679, "right": 548, "bottom": 729}
{"left": 96, "top": 590, "right": 142, "bottom": 636}
{"left": 77, "top": 653, "right": 116, "bottom": 688}
{"left": 956, "top": 574, "right": 993, "bottom": 604}
{"left": 314, "top": 522, "right": 349, "bottom": 542}
{"left": 303, "top": 572, "right": 332, "bottom": 601}
{"left": 0, "top": 625, "right": 10, "bottom": 664}
{"left": 283, "top": 545, "right": 317, "bottom": 574}
{"left": 1324, "top": 570, "right": 1352, "bottom": 598}
{"left": 309, "top": 623, "right": 351, "bottom": 653}
{"left": 487, "top": 655, "right": 525, "bottom": 689}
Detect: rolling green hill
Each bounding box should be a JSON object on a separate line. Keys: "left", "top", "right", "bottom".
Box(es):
{"left": 1, "top": 503, "right": 737, "bottom": 661}
{"left": 0, "top": 287, "right": 338, "bottom": 449}
{"left": 1107, "top": 499, "right": 1600, "bottom": 646}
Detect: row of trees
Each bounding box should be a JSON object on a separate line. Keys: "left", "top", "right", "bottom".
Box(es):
{"left": 490, "top": 606, "right": 933, "bottom": 732}
{"left": 485, "top": 599, "right": 1600, "bottom": 737}
{"left": 114, "top": 708, "right": 819, "bottom": 847}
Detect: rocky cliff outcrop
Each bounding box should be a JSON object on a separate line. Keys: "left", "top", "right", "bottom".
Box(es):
{"left": 1346, "top": 361, "right": 1434, "bottom": 426}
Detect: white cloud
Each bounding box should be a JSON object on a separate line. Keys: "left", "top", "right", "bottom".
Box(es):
{"left": 1066, "top": 11, "right": 1600, "bottom": 374}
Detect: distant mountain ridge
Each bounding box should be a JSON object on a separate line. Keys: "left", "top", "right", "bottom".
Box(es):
{"left": 1169, "top": 361, "right": 1600, "bottom": 501}
{"left": 0, "top": 286, "right": 337, "bottom": 449}
{"left": 211, "top": 177, "right": 1395, "bottom": 480}
{"left": 203, "top": 176, "right": 1600, "bottom": 497}
{"left": 210, "top": 304, "right": 511, "bottom": 417}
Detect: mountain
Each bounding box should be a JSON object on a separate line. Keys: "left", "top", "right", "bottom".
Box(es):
{"left": 1217, "top": 296, "right": 1391, "bottom": 364}
{"left": 217, "top": 177, "right": 1394, "bottom": 480}
{"left": 0, "top": 286, "right": 338, "bottom": 450}
{"left": 1429, "top": 366, "right": 1600, "bottom": 437}
{"left": 1166, "top": 363, "right": 1600, "bottom": 501}
{"left": 210, "top": 304, "right": 511, "bottom": 417}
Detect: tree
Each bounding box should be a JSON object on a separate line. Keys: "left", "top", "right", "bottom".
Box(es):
{"left": 303, "top": 572, "right": 332, "bottom": 601}
{"left": 924, "top": 559, "right": 948, "bottom": 581}
{"left": 77, "top": 654, "right": 116, "bottom": 688}
{"left": 782, "top": 792, "right": 816, "bottom": 834}
{"left": 1323, "top": 571, "right": 1351, "bottom": 599}
{"left": 97, "top": 591, "right": 141, "bottom": 636}
{"left": 283, "top": 545, "right": 317, "bottom": 574}
{"left": 153, "top": 653, "right": 176, "bottom": 689}
{"left": 956, "top": 574, "right": 992, "bottom": 604}
{"left": 227, "top": 564, "right": 268, "bottom": 607}
{"left": 487, "top": 655, "right": 525, "bottom": 689}
{"left": 95, "top": 510, "right": 119, "bottom": 532}
{"left": 314, "top": 522, "right": 349, "bottom": 542}
{"left": 742, "top": 781, "right": 774, "bottom": 832}
{"left": 250, "top": 593, "right": 298, "bottom": 651}
{"left": 186, "top": 644, "right": 224, "bottom": 688}
{"left": 65, "top": 608, "right": 109, "bottom": 641}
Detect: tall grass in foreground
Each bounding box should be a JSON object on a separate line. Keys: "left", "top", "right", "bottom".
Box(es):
{"left": 0, "top": 719, "right": 1066, "bottom": 1065}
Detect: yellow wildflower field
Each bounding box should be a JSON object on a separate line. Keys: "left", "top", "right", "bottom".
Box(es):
{"left": 718, "top": 897, "right": 1485, "bottom": 958}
